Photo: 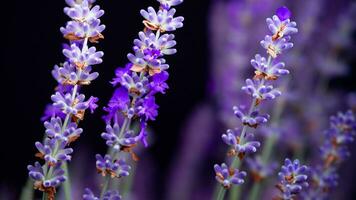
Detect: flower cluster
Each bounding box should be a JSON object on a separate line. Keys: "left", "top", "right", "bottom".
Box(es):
{"left": 214, "top": 163, "right": 247, "bottom": 189}
{"left": 275, "top": 158, "right": 308, "bottom": 200}
{"left": 27, "top": 0, "right": 104, "bottom": 198}
{"left": 85, "top": 0, "right": 184, "bottom": 197}
{"left": 302, "top": 110, "right": 356, "bottom": 199}
{"left": 214, "top": 6, "right": 298, "bottom": 190}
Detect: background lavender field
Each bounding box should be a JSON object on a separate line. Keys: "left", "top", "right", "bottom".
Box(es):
{"left": 3, "top": 0, "right": 356, "bottom": 199}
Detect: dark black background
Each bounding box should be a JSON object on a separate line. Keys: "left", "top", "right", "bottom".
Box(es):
{"left": 4, "top": 0, "right": 211, "bottom": 198}
{"left": 3, "top": 0, "right": 356, "bottom": 199}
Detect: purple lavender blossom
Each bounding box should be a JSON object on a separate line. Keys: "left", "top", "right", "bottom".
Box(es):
{"left": 95, "top": 154, "right": 131, "bottom": 178}
{"left": 140, "top": 7, "right": 184, "bottom": 32}
{"left": 251, "top": 54, "right": 289, "bottom": 80}
{"left": 41, "top": 104, "right": 66, "bottom": 122}
{"left": 260, "top": 35, "right": 294, "bottom": 58}
{"left": 137, "top": 96, "right": 159, "bottom": 121}
{"left": 27, "top": 0, "right": 105, "bottom": 198}
{"left": 276, "top": 6, "right": 292, "bottom": 21}
{"left": 28, "top": 162, "right": 66, "bottom": 198}
{"left": 222, "top": 129, "right": 261, "bottom": 159}
{"left": 214, "top": 163, "right": 247, "bottom": 189}
{"left": 158, "top": 0, "right": 183, "bottom": 10}
{"left": 150, "top": 71, "right": 169, "bottom": 94}
{"left": 275, "top": 158, "right": 309, "bottom": 200}
{"left": 60, "top": 0, "right": 105, "bottom": 43}
{"left": 242, "top": 79, "right": 282, "bottom": 103}
{"left": 89, "top": 0, "right": 184, "bottom": 197}
{"left": 233, "top": 105, "right": 269, "bottom": 128}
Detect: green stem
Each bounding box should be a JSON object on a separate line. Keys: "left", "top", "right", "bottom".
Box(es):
{"left": 42, "top": 193, "right": 47, "bottom": 200}
{"left": 248, "top": 183, "right": 261, "bottom": 200}
{"left": 63, "top": 162, "right": 72, "bottom": 200}
{"left": 121, "top": 160, "right": 136, "bottom": 198}
{"left": 216, "top": 187, "right": 227, "bottom": 200}
{"left": 20, "top": 179, "right": 34, "bottom": 200}
{"left": 100, "top": 176, "right": 111, "bottom": 199}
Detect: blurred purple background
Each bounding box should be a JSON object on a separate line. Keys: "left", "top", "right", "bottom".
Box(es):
{"left": 3, "top": 0, "right": 356, "bottom": 199}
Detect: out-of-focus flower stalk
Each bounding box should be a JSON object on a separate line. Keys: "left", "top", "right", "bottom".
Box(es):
{"left": 214, "top": 6, "right": 298, "bottom": 200}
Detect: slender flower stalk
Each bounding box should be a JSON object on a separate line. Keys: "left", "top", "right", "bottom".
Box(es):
{"left": 27, "top": 0, "right": 105, "bottom": 199}
{"left": 214, "top": 6, "right": 298, "bottom": 200}
{"left": 83, "top": 0, "right": 184, "bottom": 198}
{"left": 301, "top": 110, "right": 356, "bottom": 199}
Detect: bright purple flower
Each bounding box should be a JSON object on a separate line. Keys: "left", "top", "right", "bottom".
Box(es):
{"left": 140, "top": 7, "right": 184, "bottom": 32}
{"left": 28, "top": 162, "right": 66, "bottom": 188}
{"left": 137, "top": 96, "right": 159, "bottom": 121}
{"left": 123, "top": 72, "right": 150, "bottom": 95}
{"left": 41, "top": 104, "right": 66, "bottom": 122}
{"left": 87, "top": 96, "right": 99, "bottom": 113}
{"left": 158, "top": 0, "right": 184, "bottom": 10}
{"left": 276, "top": 158, "right": 308, "bottom": 200}
{"left": 128, "top": 51, "right": 169, "bottom": 76}
{"left": 276, "top": 6, "right": 292, "bottom": 21}
{"left": 53, "top": 62, "right": 99, "bottom": 85}
{"left": 101, "top": 123, "right": 138, "bottom": 150}
{"left": 135, "top": 121, "right": 149, "bottom": 147}
{"left": 242, "top": 79, "right": 282, "bottom": 102}
{"left": 63, "top": 44, "right": 104, "bottom": 68}
{"left": 251, "top": 54, "right": 289, "bottom": 80}
{"left": 150, "top": 71, "right": 169, "bottom": 94}
{"left": 44, "top": 117, "right": 83, "bottom": 143}
{"left": 51, "top": 92, "right": 89, "bottom": 115}
{"left": 35, "top": 138, "right": 73, "bottom": 165}
{"left": 60, "top": 0, "right": 105, "bottom": 42}
{"left": 133, "top": 31, "right": 177, "bottom": 56}
{"left": 96, "top": 154, "right": 131, "bottom": 178}
{"left": 106, "top": 87, "right": 130, "bottom": 113}
{"left": 267, "top": 14, "right": 297, "bottom": 38}
{"left": 222, "top": 129, "right": 261, "bottom": 159}
{"left": 111, "top": 63, "right": 132, "bottom": 86}
{"left": 260, "top": 35, "right": 294, "bottom": 58}
{"left": 233, "top": 105, "right": 269, "bottom": 128}
{"left": 64, "top": 0, "right": 104, "bottom": 23}
{"left": 214, "top": 163, "right": 247, "bottom": 189}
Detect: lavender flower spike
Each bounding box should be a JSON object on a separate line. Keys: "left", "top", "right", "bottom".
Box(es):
{"left": 27, "top": 0, "right": 105, "bottom": 199}
{"left": 302, "top": 110, "right": 356, "bottom": 199}
{"left": 275, "top": 158, "right": 308, "bottom": 200}
{"left": 85, "top": 0, "right": 184, "bottom": 198}
{"left": 214, "top": 163, "right": 247, "bottom": 189}
{"left": 214, "top": 6, "right": 298, "bottom": 200}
